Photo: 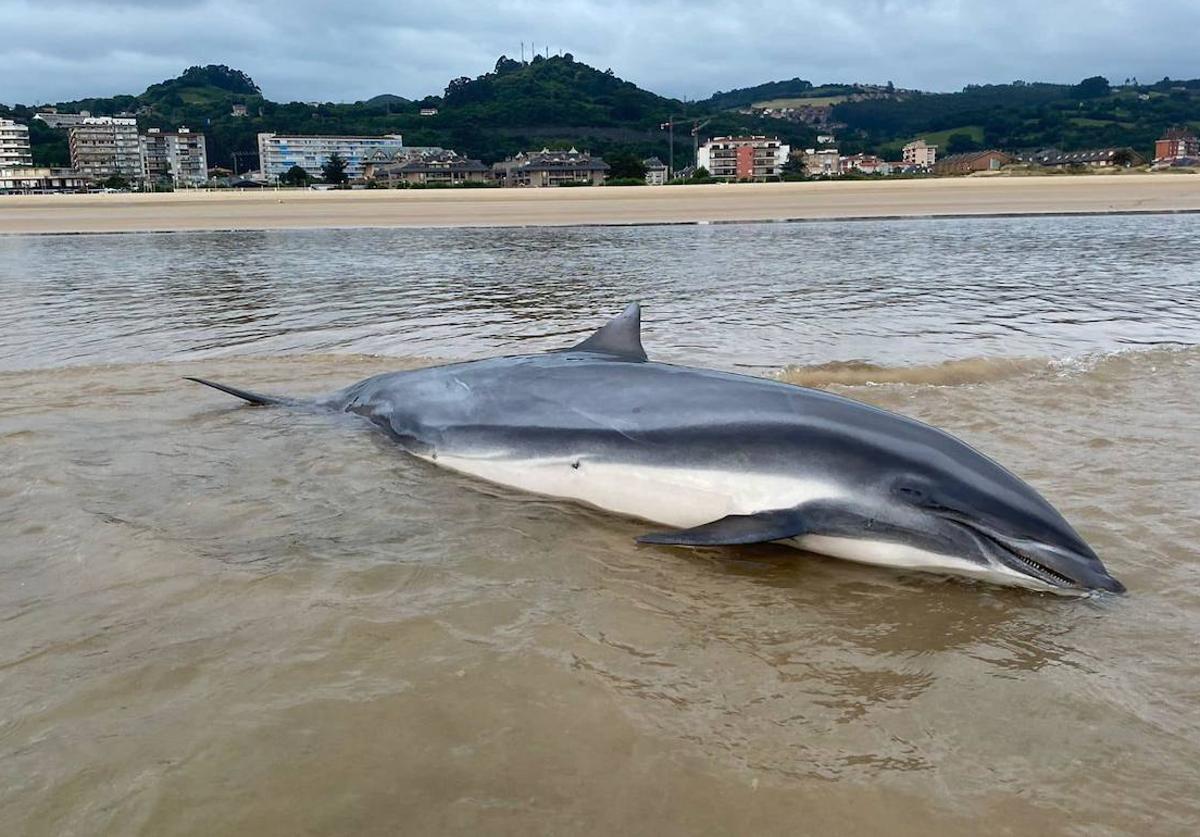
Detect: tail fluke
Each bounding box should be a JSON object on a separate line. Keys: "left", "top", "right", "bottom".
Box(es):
{"left": 184, "top": 376, "right": 294, "bottom": 406}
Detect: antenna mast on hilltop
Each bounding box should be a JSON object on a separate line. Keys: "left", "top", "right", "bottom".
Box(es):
{"left": 521, "top": 41, "right": 525, "bottom": 62}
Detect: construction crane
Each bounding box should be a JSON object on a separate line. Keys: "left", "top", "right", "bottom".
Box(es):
{"left": 658, "top": 116, "right": 680, "bottom": 179}
{"left": 690, "top": 118, "right": 713, "bottom": 170}
{"left": 661, "top": 116, "right": 716, "bottom": 179}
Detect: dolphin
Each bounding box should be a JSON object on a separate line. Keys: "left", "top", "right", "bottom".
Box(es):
{"left": 186, "top": 303, "right": 1124, "bottom": 594}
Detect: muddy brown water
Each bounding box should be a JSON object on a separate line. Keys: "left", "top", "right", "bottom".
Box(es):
{"left": 2, "top": 218, "right": 1199, "bottom": 835}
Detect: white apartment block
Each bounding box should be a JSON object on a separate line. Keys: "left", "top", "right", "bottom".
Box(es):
{"left": 257, "top": 132, "right": 405, "bottom": 181}
{"left": 141, "top": 127, "right": 209, "bottom": 186}
{"left": 69, "top": 117, "right": 143, "bottom": 181}
{"left": 0, "top": 118, "right": 33, "bottom": 168}
{"left": 696, "top": 136, "right": 790, "bottom": 181}
{"left": 902, "top": 139, "right": 937, "bottom": 168}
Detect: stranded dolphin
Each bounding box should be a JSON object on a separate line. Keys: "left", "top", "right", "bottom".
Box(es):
{"left": 186, "top": 304, "right": 1124, "bottom": 594}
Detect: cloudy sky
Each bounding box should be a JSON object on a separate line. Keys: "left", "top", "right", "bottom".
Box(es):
{"left": 2, "top": 0, "right": 1198, "bottom": 105}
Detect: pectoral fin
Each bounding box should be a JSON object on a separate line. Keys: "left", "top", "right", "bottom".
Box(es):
{"left": 637, "top": 508, "right": 809, "bottom": 546}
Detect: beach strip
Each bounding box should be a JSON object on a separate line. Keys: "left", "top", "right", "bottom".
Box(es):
{"left": 1, "top": 174, "right": 1198, "bottom": 235}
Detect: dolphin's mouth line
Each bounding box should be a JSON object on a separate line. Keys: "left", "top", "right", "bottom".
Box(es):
{"left": 942, "top": 517, "right": 1077, "bottom": 588}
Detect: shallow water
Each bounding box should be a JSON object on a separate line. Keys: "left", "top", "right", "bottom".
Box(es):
{"left": 1, "top": 217, "right": 1199, "bottom": 836}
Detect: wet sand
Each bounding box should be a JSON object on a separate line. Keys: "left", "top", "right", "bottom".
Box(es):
{"left": 1, "top": 174, "right": 1198, "bottom": 234}
{"left": 3, "top": 218, "right": 1200, "bottom": 836}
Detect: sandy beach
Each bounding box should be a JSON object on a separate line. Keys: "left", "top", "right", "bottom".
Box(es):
{"left": 1, "top": 174, "right": 1198, "bottom": 234}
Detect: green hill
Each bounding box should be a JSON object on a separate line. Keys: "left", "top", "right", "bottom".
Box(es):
{"left": 833, "top": 77, "right": 1200, "bottom": 157}
{"left": 5, "top": 63, "right": 1199, "bottom": 174}
{"left": 702, "top": 78, "right": 826, "bottom": 110}
{"left": 2, "top": 58, "right": 811, "bottom": 171}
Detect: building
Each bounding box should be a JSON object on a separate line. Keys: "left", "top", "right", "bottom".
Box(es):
{"left": 230, "top": 104, "right": 248, "bottom": 117}
{"left": 140, "top": 127, "right": 209, "bottom": 186}
{"left": 492, "top": 148, "right": 610, "bottom": 187}
{"left": 802, "top": 147, "right": 840, "bottom": 176}
{"left": 365, "top": 151, "right": 489, "bottom": 186}
{"left": 1154, "top": 128, "right": 1199, "bottom": 164}
{"left": 696, "top": 136, "right": 789, "bottom": 181}
{"left": 256, "top": 132, "right": 406, "bottom": 181}
{"left": 32, "top": 109, "right": 92, "bottom": 129}
{"left": 933, "top": 150, "right": 1013, "bottom": 175}
{"left": 0, "top": 166, "right": 90, "bottom": 194}
{"left": 69, "top": 117, "right": 143, "bottom": 182}
{"left": 902, "top": 139, "right": 937, "bottom": 168}
{"left": 419, "top": 108, "right": 439, "bottom": 117}
{"left": 1032, "top": 147, "right": 1144, "bottom": 169}
{"left": 642, "top": 156, "right": 669, "bottom": 185}
{"left": 0, "top": 118, "right": 33, "bottom": 168}
{"left": 361, "top": 146, "right": 445, "bottom": 168}
{"left": 840, "top": 153, "right": 887, "bottom": 174}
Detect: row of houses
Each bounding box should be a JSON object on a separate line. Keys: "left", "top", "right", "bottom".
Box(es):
{"left": 801, "top": 129, "right": 1199, "bottom": 177}
{"left": 7, "top": 109, "right": 1198, "bottom": 193}
{"left": 801, "top": 139, "right": 938, "bottom": 177}
{"left": 258, "top": 133, "right": 788, "bottom": 186}
{"left": 932, "top": 132, "right": 1198, "bottom": 174}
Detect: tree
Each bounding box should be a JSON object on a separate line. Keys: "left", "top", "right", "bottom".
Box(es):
{"left": 321, "top": 153, "right": 348, "bottom": 185}
{"left": 444, "top": 76, "right": 473, "bottom": 102}
{"left": 946, "top": 132, "right": 982, "bottom": 154}
{"left": 606, "top": 151, "right": 647, "bottom": 180}
{"left": 280, "top": 164, "right": 311, "bottom": 186}
{"left": 100, "top": 175, "right": 129, "bottom": 190}
{"left": 1072, "top": 75, "right": 1110, "bottom": 99}
{"left": 781, "top": 154, "right": 807, "bottom": 180}
{"left": 494, "top": 56, "right": 521, "bottom": 75}
{"left": 1111, "top": 148, "right": 1135, "bottom": 167}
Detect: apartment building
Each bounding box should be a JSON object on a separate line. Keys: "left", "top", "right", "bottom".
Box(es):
{"left": 902, "top": 139, "right": 937, "bottom": 168}
{"left": 141, "top": 127, "right": 209, "bottom": 186}
{"left": 69, "top": 117, "right": 143, "bottom": 181}
{"left": 0, "top": 166, "right": 90, "bottom": 194}
{"left": 0, "top": 118, "right": 33, "bottom": 168}
{"left": 365, "top": 151, "right": 490, "bottom": 186}
{"left": 492, "top": 148, "right": 610, "bottom": 186}
{"left": 257, "top": 132, "right": 405, "bottom": 181}
{"left": 1154, "top": 128, "right": 1199, "bottom": 164}
{"left": 696, "top": 136, "right": 789, "bottom": 181}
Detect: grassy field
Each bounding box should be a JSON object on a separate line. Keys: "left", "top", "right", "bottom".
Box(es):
{"left": 906, "top": 125, "right": 985, "bottom": 148}
{"left": 752, "top": 96, "right": 848, "bottom": 109}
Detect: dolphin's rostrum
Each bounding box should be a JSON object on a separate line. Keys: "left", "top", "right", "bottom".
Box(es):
{"left": 186, "top": 304, "right": 1124, "bottom": 594}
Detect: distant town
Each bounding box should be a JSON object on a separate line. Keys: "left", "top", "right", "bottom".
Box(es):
{"left": 2, "top": 105, "right": 1198, "bottom": 194}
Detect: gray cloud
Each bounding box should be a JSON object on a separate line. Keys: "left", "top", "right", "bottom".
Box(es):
{"left": 1, "top": 0, "right": 1198, "bottom": 105}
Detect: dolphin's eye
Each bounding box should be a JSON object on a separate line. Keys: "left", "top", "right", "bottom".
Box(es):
{"left": 897, "top": 485, "right": 925, "bottom": 500}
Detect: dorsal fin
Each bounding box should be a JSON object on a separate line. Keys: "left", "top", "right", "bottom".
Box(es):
{"left": 560, "top": 303, "right": 647, "bottom": 361}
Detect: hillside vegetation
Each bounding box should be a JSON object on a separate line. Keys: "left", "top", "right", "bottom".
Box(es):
{"left": 1, "top": 59, "right": 809, "bottom": 171}
{"left": 3, "top": 63, "right": 1199, "bottom": 173}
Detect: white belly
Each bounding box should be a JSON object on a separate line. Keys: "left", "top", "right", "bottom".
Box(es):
{"left": 421, "top": 451, "right": 1059, "bottom": 592}
{"left": 424, "top": 452, "right": 843, "bottom": 529}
